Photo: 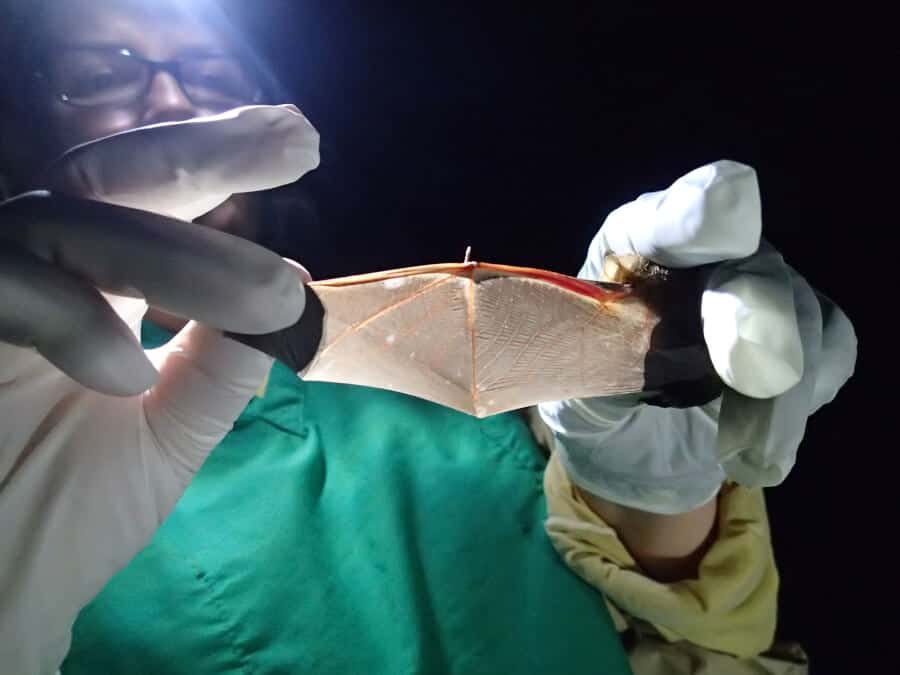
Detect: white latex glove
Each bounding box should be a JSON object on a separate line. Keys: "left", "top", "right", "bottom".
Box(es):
{"left": 0, "top": 105, "right": 320, "bottom": 675}
{"left": 538, "top": 160, "right": 857, "bottom": 514}
{"left": 45, "top": 104, "right": 320, "bottom": 223}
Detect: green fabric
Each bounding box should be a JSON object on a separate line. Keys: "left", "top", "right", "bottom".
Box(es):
{"left": 62, "top": 322, "right": 631, "bottom": 675}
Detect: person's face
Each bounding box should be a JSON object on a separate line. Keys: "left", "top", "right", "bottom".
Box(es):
{"left": 33, "top": 0, "right": 266, "bottom": 238}
{"left": 37, "top": 0, "right": 258, "bottom": 150}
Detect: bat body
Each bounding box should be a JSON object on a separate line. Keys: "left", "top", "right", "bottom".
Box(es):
{"left": 232, "top": 260, "right": 717, "bottom": 417}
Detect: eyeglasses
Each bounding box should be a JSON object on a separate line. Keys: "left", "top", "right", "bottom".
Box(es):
{"left": 35, "top": 46, "right": 263, "bottom": 109}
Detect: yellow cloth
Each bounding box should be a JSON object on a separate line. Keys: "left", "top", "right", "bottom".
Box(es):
{"left": 254, "top": 369, "right": 271, "bottom": 399}
{"left": 543, "top": 451, "right": 779, "bottom": 659}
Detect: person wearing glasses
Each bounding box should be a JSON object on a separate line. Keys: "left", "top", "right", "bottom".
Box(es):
{"left": 0, "top": 2, "right": 856, "bottom": 674}
{"left": 38, "top": 46, "right": 263, "bottom": 109}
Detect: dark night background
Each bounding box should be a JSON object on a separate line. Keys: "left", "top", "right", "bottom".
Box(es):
{"left": 241, "top": 4, "right": 888, "bottom": 672}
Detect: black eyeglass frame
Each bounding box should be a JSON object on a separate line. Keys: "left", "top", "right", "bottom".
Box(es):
{"left": 33, "top": 46, "right": 265, "bottom": 108}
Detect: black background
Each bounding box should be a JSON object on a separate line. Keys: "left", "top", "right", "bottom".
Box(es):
{"left": 238, "top": 3, "right": 889, "bottom": 672}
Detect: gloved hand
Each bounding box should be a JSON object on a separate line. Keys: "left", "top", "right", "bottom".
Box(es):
{"left": 0, "top": 105, "right": 320, "bottom": 675}
{"left": 538, "top": 160, "right": 857, "bottom": 515}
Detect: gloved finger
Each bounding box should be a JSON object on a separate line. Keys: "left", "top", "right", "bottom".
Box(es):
{"left": 143, "top": 322, "right": 276, "bottom": 493}
{"left": 715, "top": 271, "right": 858, "bottom": 487}
{"left": 1, "top": 192, "right": 307, "bottom": 334}
{"left": 580, "top": 160, "right": 762, "bottom": 282}
{"left": 44, "top": 104, "right": 320, "bottom": 222}
{"left": 716, "top": 268, "right": 823, "bottom": 485}
{"left": 702, "top": 241, "right": 804, "bottom": 398}
{"left": 809, "top": 292, "right": 857, "bottom": 413}
{"left": 0, "top": 245, "right": 157, "bottom": 396}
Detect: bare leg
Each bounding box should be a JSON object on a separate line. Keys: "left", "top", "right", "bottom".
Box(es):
{"left": 575, "top": 485, "right": 718, "bottom": 582}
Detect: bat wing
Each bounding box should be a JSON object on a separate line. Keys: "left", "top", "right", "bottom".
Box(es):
{"left": 299, "top": 263, "right": 657, "bottom": 417}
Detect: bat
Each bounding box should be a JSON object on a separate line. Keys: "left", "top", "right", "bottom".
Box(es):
{"left": 230, "top": 255, "right": 720, "bottom": 417}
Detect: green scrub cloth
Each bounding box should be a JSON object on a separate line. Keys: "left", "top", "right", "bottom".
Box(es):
{"left": 62, "top": 322, "right": 631, "bottom": 675}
